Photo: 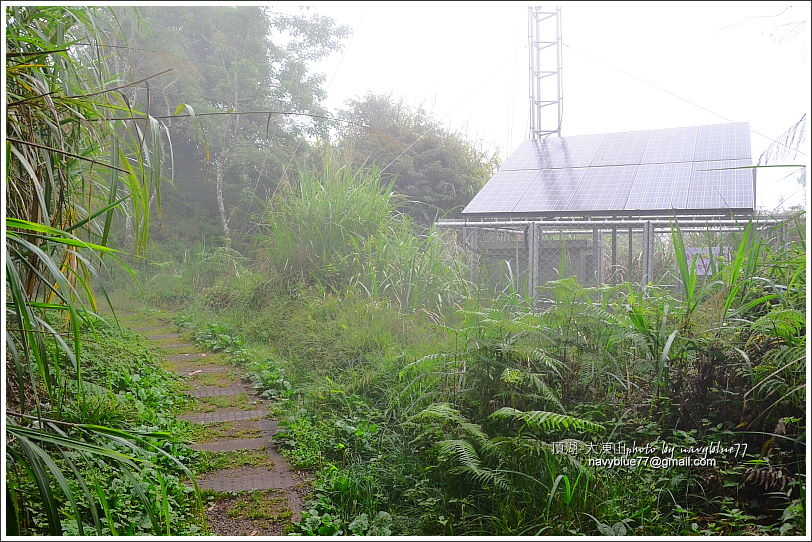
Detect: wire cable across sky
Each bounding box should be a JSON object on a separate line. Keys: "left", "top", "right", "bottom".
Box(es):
{"left": 562, "top": 41, "right": 807, "bottom": 157}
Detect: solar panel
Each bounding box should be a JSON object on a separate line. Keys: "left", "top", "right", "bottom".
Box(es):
{"left": 462, "top": 121, "right": 753, "bottom": 215}
{"left": 498, "top": 140, "right": 546, "bottom": 170}
{"left": 693, "top": 123, "right": 750, "bottom": 161}
{"left": 513, "top": 168, "right": 588, "bottom": 212}
{"left": 547, "top": 133, "right": 606, "bottom": 168}
{"left": 687, "top": 159, "right": 753, "bottom": 209}
{"left": 589, "top": 130, "right": 649, "bottom": 166}
{"left": 462, "top": 169, "right": 540, "bottom": 213}
{"left": 641, "top": 126, "right": 698, "bottom": 164}
{"left": 570, "top": 165, "right": 640, "bottom": 211}
{"left": 626, "top": 162, "right": 694, "bottom": 210}
{"left": 500, "top": 133, "right": 606, "bottom": 170}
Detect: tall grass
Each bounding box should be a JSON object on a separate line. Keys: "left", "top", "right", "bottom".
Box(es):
{"left": 256, "top": 159, "right": 472, "bottom": 318}
{"left": 349, "top": 220, "right": 473, "bottom": 321}
{"left": 258, "top": 160, "right": 394, "bottom": 286}
{"left": 6, "top": 6, "right": 201, "bottom": 535}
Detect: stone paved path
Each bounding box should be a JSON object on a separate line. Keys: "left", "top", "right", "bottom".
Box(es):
{"left": 117, "top": 312, "right": 306, "bottom": 536}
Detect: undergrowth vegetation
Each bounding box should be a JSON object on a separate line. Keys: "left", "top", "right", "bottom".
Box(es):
{"left": 7, "top": 3, "right": 806, "bottom": 536}
{"left": 7, "top": 319, "right": 205, "bottom": 535}
{"left": 117, "top": 162, "right": 807, "bottom": 536}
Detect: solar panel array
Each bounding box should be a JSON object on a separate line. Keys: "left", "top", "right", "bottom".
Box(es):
{"left": 463, "top": 122, "right": 754, "bottom": 215}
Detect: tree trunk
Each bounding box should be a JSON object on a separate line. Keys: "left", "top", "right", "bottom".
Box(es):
{"left": 213, "top": 67, "right": 244, "bottom": 249}
{"left": 215, "top": 147, "right": 232, "bottom": 248}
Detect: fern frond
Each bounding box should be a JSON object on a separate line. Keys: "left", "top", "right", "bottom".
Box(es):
{"left": 437, "top": 438, "right": 480, "bottom": 467}
{"left": 497, "top": 366, "right": 564, "bottom": 412}
{"left": 508, "top": 345, "right": 564, "bottom": 374}
{"left": 484, "top": 435, "right": 552, "bottom": 458}
{"left": 750, "top": 308, "right": 805, "bottom": 343}
{"left": 579, "top": 303, "right": 620, "bottom": 325}
{"left": 622, "top": 330, "right": 652, "bottom": 352}
{"left": 491, "top": 407, "right": 605, "bottom": 434}
{"left": 577, "top": 353, "right": 612, "bottom": 389}
{"left": 526, "top": 373, "right": 564, "bottom": 412}
{"left": 460, "top": 421, "right": 490, "bottom": 446}
{"left": 411, "top": 402, "right": 468, "bottom": 426}
{"left": 410, "top": 403, "right": 491, "bottom": 444}
{"left": 460, "top": 464, "right": 513, "bottom": 492}
{"left": 436, "top": 439, "right": 512, "bottom": 491}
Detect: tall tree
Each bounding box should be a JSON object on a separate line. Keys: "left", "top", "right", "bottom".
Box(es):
{"left": 337, "top": 93, "right": 497, "bottom": 223}
{"left": 117, "top": 6, "right": 349, "bottom": 245}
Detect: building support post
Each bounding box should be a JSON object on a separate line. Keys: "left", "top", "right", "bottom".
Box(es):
{"left": 628, "top": 226, "right": 633, "bottom": 283}
{"left": 611, "top": 226, "right": 617, "bottom": 284}
{"left": 642, "top": 221, "right": 653, "bottom": 285}
{"left": 528, "top": 223, "right": 538, "bottom": 301}
{"left": 592, "top": 227, "right": 602, "bottom": 286}
{"left": 465, "top": 226, "right": 479, "bottom": 285}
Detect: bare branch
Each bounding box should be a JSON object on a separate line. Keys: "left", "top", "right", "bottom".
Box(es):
{"left": 8, "top": 138, "right": 129, "bottom": 173}
{"left": 7, "top": 68, "right": 174, "bottom": 107}
{"left": 95, "top": 109, "right": 370, "bottom": 128}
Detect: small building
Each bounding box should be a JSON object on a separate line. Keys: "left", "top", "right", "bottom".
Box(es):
{"left": 438, "top": 122, "right": 786, "bottom": 298}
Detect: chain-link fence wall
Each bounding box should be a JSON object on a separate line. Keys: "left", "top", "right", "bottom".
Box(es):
{"left": 459, "top": 225, "right": 531, "bottom": 298}
{"left": 439, "top": 217, "right": 793, "bottom": 301}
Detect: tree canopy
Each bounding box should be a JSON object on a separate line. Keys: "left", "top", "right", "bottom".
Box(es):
{"left": 337, "top": 93, "right": 497, "bottom": 223}
{"left": 117, "top": 6, "right": 350, "bottom": 244}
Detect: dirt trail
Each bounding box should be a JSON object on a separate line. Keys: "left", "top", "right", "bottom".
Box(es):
{"left": 122, "top": 314, "right": 307, "bottom": 535}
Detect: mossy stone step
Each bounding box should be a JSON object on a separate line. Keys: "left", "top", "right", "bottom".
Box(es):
{"left": 165, "top": 352, "right": 212, "bottom": 361}
{"left": 132, "top": 324, "right": 173, "bottom": 332}
{"left": 186, "top": 384, "right": 250, "bottom": 398}
{"left": 146, "top": 333, "right": 180, "bottom": 339}
{"left": 192, "top": 466, "right": 297, "bottom": 492}
{"left": 191, "top": 438, "right": 270, "bottom": 452}
{"left": 193, "top": 419, "right": 278, "bottom": 443}
{"left": 178, "top": 408, "right": 267, "bottom": 424}
{"left": 170, "top": 364, "right": 231, "bottom": 375}
{"left": 159, "top": 343, "right": 196, "bottom": 349}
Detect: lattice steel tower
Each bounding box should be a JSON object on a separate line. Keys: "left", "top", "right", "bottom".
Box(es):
{"left": 528, "top": 6, "right": 563, "bottom": 139}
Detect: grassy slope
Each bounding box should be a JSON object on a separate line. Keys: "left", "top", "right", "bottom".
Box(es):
{"left": 112, "top": 262, "right": 806, "bottom": 536}
{"left": 104, "top": 169, "right": 805, "bottom": 536}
